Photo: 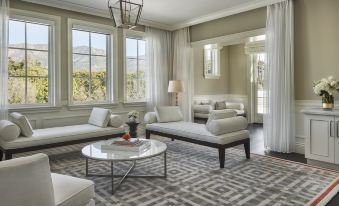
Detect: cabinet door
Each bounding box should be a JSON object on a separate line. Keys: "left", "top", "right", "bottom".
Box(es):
{"left": 305, "top": 115, "right": 335, "bottom": 163}
{"left": 335, "top": 116, "right": 339, "bottom": 164}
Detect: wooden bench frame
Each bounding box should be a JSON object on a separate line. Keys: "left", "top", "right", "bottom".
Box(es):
{"left": 146, "top": 129, "right": 250, "bottom": 168}
{"left": 0, "top": 133, "right": 125, "bottom": 161}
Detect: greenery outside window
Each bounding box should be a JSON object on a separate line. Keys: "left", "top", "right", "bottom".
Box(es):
{"left": 125, "top": 35, "right": 146, "bottom": 102}
{"left": 70, "top": 21, "right": 114, "bottom": 105}
{"left": 8, "top": 18, "right": 55, "bottom": 106}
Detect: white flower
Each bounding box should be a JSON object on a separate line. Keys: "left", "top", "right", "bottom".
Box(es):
{"left": 313, "top": 76, "right": 339, "bottom": 97}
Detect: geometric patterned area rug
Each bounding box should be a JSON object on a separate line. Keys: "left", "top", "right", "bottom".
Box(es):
{"left": 49, "top": 137, "right": 339, "bottom": 206}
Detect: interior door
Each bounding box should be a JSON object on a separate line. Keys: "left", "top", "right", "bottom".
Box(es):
{"left": 253, "top": 53, "right": 266, "bottom": 123}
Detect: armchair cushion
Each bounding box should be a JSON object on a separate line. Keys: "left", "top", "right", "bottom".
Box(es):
{"left": 144, "top": 112, "right": 158, "bottom": 124}
{"left": 0, "top": 153, "right": 55, "bottom": 206}
{"left": 88, "top": 107, "right": 111, "bottom": 128}
{"left": 206, "top": 116, "right": 248, "bottom": 135}
{"left": 154, "top": 106, "right": 183, "bottom": 123}
{"left": 10, "top": 112, "right": 33, "bottom": 137}
{"left": 52, "top": 173, "right": 95, "bottom": 206}
{"left": 0, "top": 120, "right": 21, "bottom": 141}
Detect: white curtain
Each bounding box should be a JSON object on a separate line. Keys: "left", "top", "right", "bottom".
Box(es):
{"left": 145, "top": 27, "right": 172, "bottom": 111}
{"left": 172, "top": 28, "right": 193, "bottom": 121}
{"left": 0, "top": 0, "right": 9, "bottom": 120}
{"left": 264, "top": 0, "right": 295, "bottom": 153}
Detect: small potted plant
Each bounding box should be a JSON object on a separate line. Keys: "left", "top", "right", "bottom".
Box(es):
{"left": 126, "top": 110, "right": 139, "bottom": 138}
{"left": 313, "top": 76, "right": 339, "bottom": 110}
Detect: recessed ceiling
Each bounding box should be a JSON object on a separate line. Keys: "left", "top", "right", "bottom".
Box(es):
{"left": 22, "top": 0, "right": 270, "bottom": 30}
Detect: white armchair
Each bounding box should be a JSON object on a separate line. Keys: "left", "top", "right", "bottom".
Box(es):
{"left": 0, "top": 153, "right": 95, "bottom": 206}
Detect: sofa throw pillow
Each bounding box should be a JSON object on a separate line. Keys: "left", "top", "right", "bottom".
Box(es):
{"left": 88, "top": 107, "right": 111, "bottom": 128}
{"left": 0, "top": 120, "right": 21, "bottom": 141}
{"left": 10, "top": 112, "right": 33, "bottom": 137}
{"left": 206, "top": 116, "right": 248, "bottom": 136}
{"left": 108, "top": 115, "right": 123, "bottom": 128}
{"left": 144, "top": 112, "right": 158, "bottom": 124}
{"left": 215, "top": 101, "right": 226, "bottom": 110}
{"left": 154, "top": 106, "right": 183, "bottom": 123}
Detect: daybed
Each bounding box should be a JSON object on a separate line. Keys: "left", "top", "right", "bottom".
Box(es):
{"left": 0, "top": 108, "right": 125, "bottom": 160}
{"left": 0, "top": 153, "right": 95, "bottom": 206}
{"left": 145, "top": 107, "right": 250, "bottom": 168}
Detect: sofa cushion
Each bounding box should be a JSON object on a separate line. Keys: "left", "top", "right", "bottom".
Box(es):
{"left": 0, "top": 124, "right": 125, "bottom": 150}
{"left": 108, "top": 115, "right": 123, "bottom": 128}
{"left": 215, "top": 101, "right": 226, "bottom": 110}
{"left": 154, "top": 106, "right": 183, "bottom": 123}
{"left": 146, "top": 122, "right": 249, "bottom": 145}
{"left": 208, "top": 109, "right": 237, "bottom": 120}
{"left": 52, "top": 173, "right": 94, "bottom": 206}
{"left": 88, "top": 107, "right": 111, "bottom": 128}
{"left": 0, "top": 154, "right": 55, "bottom": 206}
{"left": 10, "top": 112, "right": 33, "bottom": 137}
{"left": 0, "top": 120, "right": 21, "bottom": 141}
{"left": 144, "top": 112, "right": 158, "bottom": 124}
{"left": 206, "top": 116, "right": 248, "bottom": 136}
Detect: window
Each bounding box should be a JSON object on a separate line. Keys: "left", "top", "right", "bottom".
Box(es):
{"left": 203, "top": 44, "right": 220, "bottom": 79}
{"left": 125, "top": 36, "right": 146, "bottom": 102}
{"left": 8, "top": 18, "right": 55, "bottom": 105}
{"left": 70, "top": 22, "right": 114, "bottom": 105}
{"left": 254, "top": 53, "right": 266, "bottom": 114}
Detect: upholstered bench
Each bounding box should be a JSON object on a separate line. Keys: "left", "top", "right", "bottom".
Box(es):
{"left": 145, "top": 107, "right": 250, "bottom": 168}
{"left": 0, "top": 108, "right": 125, "bottom": 160}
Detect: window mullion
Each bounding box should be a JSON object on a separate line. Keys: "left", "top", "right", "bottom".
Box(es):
{"left": 24, "top": 22, "right": 28, "bottom": 104}
{"left": 89, "top": 32, "right": 92, "bottom": 100}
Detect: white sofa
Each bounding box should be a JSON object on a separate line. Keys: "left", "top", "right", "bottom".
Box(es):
{"left": 193, "top": 100, "right": 246, "bottom": 120}
{"left": 0, "top": 124, "right": 125, "bottom": 160}
{"left": 145, "top": 107, "right": 250, "bottom": 168}
{"left": 0, "top": 153, "right": 95, "bottom": 206}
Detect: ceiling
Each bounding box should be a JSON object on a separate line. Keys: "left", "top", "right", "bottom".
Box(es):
{"left": 22, "top": 0, "right": 272, "bottom": 30}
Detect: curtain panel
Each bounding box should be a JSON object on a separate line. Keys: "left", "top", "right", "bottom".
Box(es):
{"left": 145, "top": 27, "right": 173, "bottom": 112}
{"left": 264, "top": 0, "right": 295, "bottom": 153}
{"left": 0, "top": 0, "right": 9, "bottom": 120}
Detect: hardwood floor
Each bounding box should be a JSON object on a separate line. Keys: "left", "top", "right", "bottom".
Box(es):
{"left": 243, "top": 123, "right": 338, "bottom": 206}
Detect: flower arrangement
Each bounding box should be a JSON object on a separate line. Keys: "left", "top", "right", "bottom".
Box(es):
{"left": 313, "top": 76, "right": 339, "bottom": 109}
{"left": 127, "top": 110, "right": 139, "bottom": 122}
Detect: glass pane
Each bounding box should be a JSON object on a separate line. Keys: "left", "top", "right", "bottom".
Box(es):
{"left": 91, "top": 56, "right": 107, "bottom": 78}
{"left": 126, "top": 38, "right": 137, "bottom": 58}
{"left": 126, "top": 58, "right": 137, "bottom": 73}
{"left": 73, "top": 78, "right": 90, "bottom": 102}
{"left": 73, "top": 54, "right": 90, "bottom": 78}
{"left": 9, "top": 20, "right": 25, "bottom": 48}
{"left": 73, "top": 30, "right": 89, "bottom": 54}
{"left": 27, "top": 77, "right": 48, "bottom": 104}
{"left": 27, "top": 23, "right": 49, "bottom": 50}
{"left": 91, "top": 33, "right": 106, "bottom": 55}
{"left": 126, "top": 71, "right": 138, "bottom": 101}
{"left": 91, "top": 79, "right": 106, "bottom": 101}
{"left": 8, "top": 49, "right": 25, "bottom": 76}
{"left": 138, "top": 40, "right": 145, "bottom": 59}
{"left": 27, "top": 50, "right": 48, "bottom": 77}
{"left": 8, "top": 77, "right": 25, "bottom": 104}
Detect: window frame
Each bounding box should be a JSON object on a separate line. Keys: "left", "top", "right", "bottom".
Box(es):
{"left": 8, "top": 9, "right": 61, "bottom": 109}
{"left": 67, "top": 19, "right": 117, "bottom": 106}
{"left": 123, "top": 30, "right": 146, "bottom": 103}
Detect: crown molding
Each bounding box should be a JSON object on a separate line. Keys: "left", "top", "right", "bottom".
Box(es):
{"left": 21, "top": 0, "right": 286, "bottom": 31}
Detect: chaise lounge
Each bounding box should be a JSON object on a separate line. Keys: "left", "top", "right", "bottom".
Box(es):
{"left": 145, "top": 106, "right": 250, "bottom": 168}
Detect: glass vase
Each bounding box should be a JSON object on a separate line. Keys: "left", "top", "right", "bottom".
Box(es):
{"left": 322, "top": 95, "right": 334, "bottom": 110}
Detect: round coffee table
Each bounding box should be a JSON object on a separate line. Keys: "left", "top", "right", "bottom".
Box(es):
{"left": 82, "top": 139, "right": 167, "bottom": 194}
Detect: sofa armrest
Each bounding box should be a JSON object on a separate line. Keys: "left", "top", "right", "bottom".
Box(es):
{"left": 192, "top": 104, "right": 213, "bottom": 114}
{"left": 144, "top": 112, "right": 157, "bottom": 124}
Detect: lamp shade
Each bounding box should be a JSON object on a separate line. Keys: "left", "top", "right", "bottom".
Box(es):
{"left": 168, "top": 80, "right": 183, "bottom": 93}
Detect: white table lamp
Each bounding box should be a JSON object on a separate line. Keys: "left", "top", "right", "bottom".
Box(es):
{"left": 168, "top": 80, "right": 183, "bottom": 106}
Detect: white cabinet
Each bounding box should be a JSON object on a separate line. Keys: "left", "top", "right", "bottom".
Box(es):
{"left": 303, "top": 109, "right": 339, "bottom": 164}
